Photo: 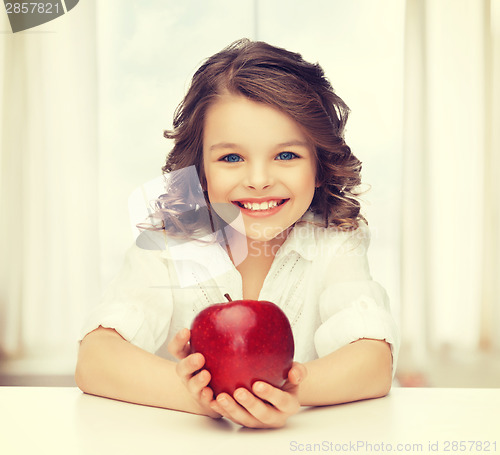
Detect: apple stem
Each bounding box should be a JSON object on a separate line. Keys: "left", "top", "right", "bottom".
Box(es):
{"left": 224, "top": 293, "right": 232, "bottom": 302}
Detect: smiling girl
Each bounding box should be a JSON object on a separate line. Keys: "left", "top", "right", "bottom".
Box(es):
{"left": 76, "top": 39, "right": 399, "bottom": 429}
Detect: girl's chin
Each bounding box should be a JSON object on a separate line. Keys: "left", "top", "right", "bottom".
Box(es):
{"left": 221, "top": 221, "right": 285, "bottom": 241}
{"left": 243, "top": 224, "right": 291, "bottom": 243}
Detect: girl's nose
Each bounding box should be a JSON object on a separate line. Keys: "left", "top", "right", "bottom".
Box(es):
{"left": 244, "top": 162, "right": 274, "bottom": 190}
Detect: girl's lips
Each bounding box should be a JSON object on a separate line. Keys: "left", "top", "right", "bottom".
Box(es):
{"left": 231, "top": 198, "right": 289, "bottom": 218}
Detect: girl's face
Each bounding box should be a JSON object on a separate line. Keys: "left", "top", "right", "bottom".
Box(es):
{"left": 203, "top": 94, "right": 317, "bottom": 243}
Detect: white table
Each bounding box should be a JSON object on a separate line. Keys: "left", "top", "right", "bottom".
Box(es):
{"left": 0, "top": 387, "right": 498, "bottom": 455}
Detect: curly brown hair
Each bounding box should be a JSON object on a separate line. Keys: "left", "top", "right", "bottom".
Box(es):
{"left": 154, "top": 38, "right": 364, "bottom": 239}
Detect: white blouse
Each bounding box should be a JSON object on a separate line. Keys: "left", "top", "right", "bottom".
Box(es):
{"left": 80, "top": 211, "right": 400, "bottom": 376}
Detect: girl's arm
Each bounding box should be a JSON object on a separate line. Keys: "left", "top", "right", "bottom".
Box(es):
{"left": 75, "top": 326, "right": 220, "bottom": 417}
{"left": 298, "top": 338, "right": 393, "bottom": 406}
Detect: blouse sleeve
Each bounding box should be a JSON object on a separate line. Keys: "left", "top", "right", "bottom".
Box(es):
{"left": 313, "top": 225, "right": 400, "bottom": 376}
{"left": 79, "top": 240, "right": 174, "bottom": 354}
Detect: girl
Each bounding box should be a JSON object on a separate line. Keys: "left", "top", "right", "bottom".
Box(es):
{"left": 75, "top": 39, "right": 399, "bottom": 429}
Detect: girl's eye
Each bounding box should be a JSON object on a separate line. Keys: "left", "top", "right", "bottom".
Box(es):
{"left": 276, "top": 151, "right": 298, "bottom": 161}
{"left": 221, "top": 154, "right": 243, "bottom": 163}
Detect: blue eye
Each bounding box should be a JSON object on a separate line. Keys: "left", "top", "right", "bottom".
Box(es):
{"left": 222, "top": 154, "right": 243, "bottom": 163}
{"left": 276, "top": 151, "right": 298, "bottom": 160}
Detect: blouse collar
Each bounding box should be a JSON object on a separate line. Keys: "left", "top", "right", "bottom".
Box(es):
{"left": 276, "top": 211, "right": 323, "bottom": 262}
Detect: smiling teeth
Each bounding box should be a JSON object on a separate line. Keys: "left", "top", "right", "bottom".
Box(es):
{"left": 242, "top": 200, "right": 281, "bottom": 211}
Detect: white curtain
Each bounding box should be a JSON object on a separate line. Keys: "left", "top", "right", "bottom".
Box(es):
{"left": 400, "top": 0, "right": 500, "bottom": 372}
{"left": 0, "top": 1, "right": 100, "bottom": 360}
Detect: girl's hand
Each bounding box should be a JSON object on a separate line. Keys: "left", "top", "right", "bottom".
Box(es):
{"left": 209, "top": 362, "right": 307, "bottom": 428}
{"left": 167, "top": 328, "right": 221, "bottom": 419}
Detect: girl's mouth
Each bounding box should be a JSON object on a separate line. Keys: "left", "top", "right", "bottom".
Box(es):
{"left": 232, "top": 198, "right": 289, "bottom": 217}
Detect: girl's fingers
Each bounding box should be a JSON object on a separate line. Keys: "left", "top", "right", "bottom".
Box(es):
{"left": 200, "top": 387, "right": 214, "bottom": 405}
{"left": 186, "top": 368, "right": 211, "bottom": 395}
{"left": 215, "top": 393, "right": 263, "bottom": 428}
{"left": 201, "top": 388, "right": 223, "bottom": 418}
{"left": 175, "top": 352, "right": 204, "bottom": 382}
{"left": 168, "top": 330, "right": 220, "bottom": 418}
{"left": 252, "top": 382, "right": 299, "bottom": 415}
{"left": 288, "top": 362, "right": 307, "bottom": 384}
{"left": 167, "top": 328, "right": 191, "bottom": 359}
{"left": 210, "top": 400, "right": 230, "bottom": 420}
{"left": 233, "top": 387, "right": 280, "bottom": 427}
{"left": 213, "top": 385, "right": 299, "bottom": 428}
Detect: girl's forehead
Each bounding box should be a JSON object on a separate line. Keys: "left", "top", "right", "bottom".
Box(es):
{"left": 203, "top": 95, "right": 310, "bottom": 145}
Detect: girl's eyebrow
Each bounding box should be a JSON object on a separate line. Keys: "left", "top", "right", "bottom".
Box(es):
{"left": 276, "top": 140, "right": 309, "bottom": 148}
{"left": 209, "top": 142, "right": 240, "bottom": 152}
{"left": 209, "top": 140, "right": 309, "bottom": 153}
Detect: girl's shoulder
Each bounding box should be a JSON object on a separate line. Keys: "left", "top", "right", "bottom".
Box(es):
{"left": 281, "top": 211, "right": 370, "bottom": 261}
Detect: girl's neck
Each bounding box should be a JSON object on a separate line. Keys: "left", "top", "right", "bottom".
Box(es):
{"left": 247, "top": 226, "right": 292, "bottom": 258}
{"left": 223, "top": 225, "right": 293, "bottom": 267}
{"left": 233, "top": 229, "right": 292, "bottom": 300}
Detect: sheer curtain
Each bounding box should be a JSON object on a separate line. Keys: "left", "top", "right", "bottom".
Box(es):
{"left": 400, "top": 0, "right": 500, "bottom": 374}
{"left": 0, "top": 2, "right": 100, "bottom": 365}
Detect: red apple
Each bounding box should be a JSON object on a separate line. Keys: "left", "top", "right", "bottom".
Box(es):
{"left": 190, "top": 295, "right": 294, "bottom": 396}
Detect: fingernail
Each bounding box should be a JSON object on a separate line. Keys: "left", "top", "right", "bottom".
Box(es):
{"left": 234, "top": 389, "right": 247, "bottom": 400}
{"left": 254, "top": 382, "right": 266, "bottom": 393}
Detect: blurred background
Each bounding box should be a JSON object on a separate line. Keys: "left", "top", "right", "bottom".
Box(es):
{"left": 0, "top": 0, "right": 499, "bottom": 387}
